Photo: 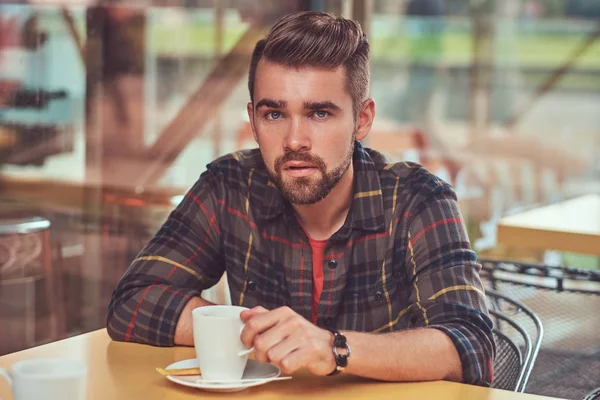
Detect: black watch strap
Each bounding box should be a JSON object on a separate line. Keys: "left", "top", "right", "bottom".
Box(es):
{"left": 326, "top": 328, "right": 351, "bottom": 376}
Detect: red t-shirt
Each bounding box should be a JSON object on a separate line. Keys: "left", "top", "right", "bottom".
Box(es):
{"left": 307, "top": 237, "right": 327, "bottom": 324}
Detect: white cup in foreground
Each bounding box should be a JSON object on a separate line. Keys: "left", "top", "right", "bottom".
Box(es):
{"left": 192, "top": 305, "right": 253, "bottom": 382}
{"left": 0, "top": 358, "right": 87, "bottom": 400}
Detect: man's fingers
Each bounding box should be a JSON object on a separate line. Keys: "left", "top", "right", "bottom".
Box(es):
{"left": 278, "top": 348, "right": 313, "bottom": 375}
{"left": 239, "top": 306, "right": 300, "bottom": 351}
{"left": 252, "top": 317, "right": 299, "bottom": 363}
{"left": 263, "top": 334, "right": 302, "bottom": 368}
{"left": 240, "top": 306, "right": 269, "bottom": 322}
{"left": 240, "top": 308, "right": 281, "bottom": 348}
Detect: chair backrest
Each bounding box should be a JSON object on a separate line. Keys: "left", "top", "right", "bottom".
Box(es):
{"left": 0, "top": 216, "right": 57, "bottom": 354}
{"left": 479, "top": 258, "right": 600, "bottom": 398}
{"left": 492, "top": 330, "right": 522, "bottom": 391}
{"left": 584, "top": 387, "right": 600, "bottom": 400}
{"left": 484, "top": 288, "right": 544, "bottom": 392}
{"left": 0, "top": 217, "right": 51, "bottom": 279}
{"left": 489, "top": 309, "right": 529, "bottom": 392}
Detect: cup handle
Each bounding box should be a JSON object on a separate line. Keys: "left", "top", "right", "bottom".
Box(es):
{"left": 0, "top": 367, "right": 13, "bottom": 388}
{"left": 238, "top": 347, "right": 254, "bottom": 357}
{"left": 238, "top": 325, "right": 254, "bottom": 357}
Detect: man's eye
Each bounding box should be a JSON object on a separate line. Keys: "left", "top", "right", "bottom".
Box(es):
{"left": 266, "top": 111, "right": 282, "bottom": 120}
{"left": 315, "top": 110, "right": 329, "bottom": 119}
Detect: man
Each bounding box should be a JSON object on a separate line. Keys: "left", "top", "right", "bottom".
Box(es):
{"left": 107, "top": 11, "right": 494, "bottom": 386}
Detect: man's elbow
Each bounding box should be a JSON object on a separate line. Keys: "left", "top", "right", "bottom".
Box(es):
{"left": 430, "top": 320, "right": 495, "bottom": 386}
{"left": 444, "top": 362, "right": 464, "bottom": 383}
{"left": 105, "top": 292, "right": 135, "bottom": 343}
{"left": 105, "top": 306, "right": 128, "bottom": 342}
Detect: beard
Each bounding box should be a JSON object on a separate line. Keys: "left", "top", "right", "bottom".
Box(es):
{"left": 266, "top": 137, "right": 355, "bottom": 205}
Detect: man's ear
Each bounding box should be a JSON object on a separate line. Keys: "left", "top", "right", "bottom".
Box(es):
{"left": 247, "top": 101, "right": 258, "bottom": 143}
{"left": 355, "top": 98, "right": 375, "bottom": 142}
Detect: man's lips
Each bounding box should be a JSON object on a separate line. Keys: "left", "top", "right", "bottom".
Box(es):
{"left": 283, "top": 161, "right": 316, "bottom": 169}
{"left": 282, "top": 161, "right": 319, "bottom": 177}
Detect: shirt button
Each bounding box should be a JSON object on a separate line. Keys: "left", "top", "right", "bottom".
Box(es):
{"left": 247, "top": 280, "right": 257, "bottom": 291}
{"left": 325, "top": 317, "right": 333, "bottom": 325}
{"left": 327, "top": 260, "right": 338, "bottom": 270}
{"left": 375, "top": 290, "right": 385, "bottom": 301}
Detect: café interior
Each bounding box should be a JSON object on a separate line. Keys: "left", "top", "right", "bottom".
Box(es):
{"left": 0, "top": 1, "right": 599, "bottom": 399}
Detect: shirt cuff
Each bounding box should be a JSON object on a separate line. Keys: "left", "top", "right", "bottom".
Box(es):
{"left": 430, "top": 320, "right": 495, "bottom": 386}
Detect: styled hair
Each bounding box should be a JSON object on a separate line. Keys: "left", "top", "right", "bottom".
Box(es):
{"left": 248, "top": 11, "right": 370, "bottom": 116}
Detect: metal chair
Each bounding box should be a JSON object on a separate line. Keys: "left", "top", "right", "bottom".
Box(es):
{"left": 584, "top": 387, "right": 600, "bottom": 400}
{"left": 480, "top": 258, "right": 600, "bottom": 398}
{"left": 489, "top": 309, "right": 529, "bottom": 392}
{"left": 0, "top": 217, "right": 64, "bottom": 354}
{"left": 485, "top": 289, "right": 543, "bottom": 392}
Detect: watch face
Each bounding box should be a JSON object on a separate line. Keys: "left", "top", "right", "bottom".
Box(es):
{"left": 329, "top": 330, "right": 350, "bottom": 374}
{"left": 333, "top": 334, "right": 347, "bottom": 347}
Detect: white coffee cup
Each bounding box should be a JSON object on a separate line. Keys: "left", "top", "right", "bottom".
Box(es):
{"left": 192, "top": 305, "right": 254, "bottom": 382}
{"left": 0, "top": 358, "right": 87, "bottom": 400}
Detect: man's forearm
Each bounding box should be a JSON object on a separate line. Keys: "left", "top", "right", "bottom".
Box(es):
{"left": 174, "top": 296, "right": 215, "bottom": 346}
{"left": 342, "top": 328, "right": 463, "bottom": 382}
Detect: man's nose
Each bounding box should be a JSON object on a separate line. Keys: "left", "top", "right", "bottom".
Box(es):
{"left": 283, "top": 118, "right": 310, "bottom": 152}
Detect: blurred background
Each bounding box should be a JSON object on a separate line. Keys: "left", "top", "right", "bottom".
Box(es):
{"left": 0, "top": 0, "right": 598, "bottom": 394}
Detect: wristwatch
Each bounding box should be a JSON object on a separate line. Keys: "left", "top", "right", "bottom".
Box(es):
{"left": 326, "top": 328, "right": 351, "bottom": 376}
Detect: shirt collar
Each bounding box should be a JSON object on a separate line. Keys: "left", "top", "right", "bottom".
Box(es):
{"left": 253, "top": 142, "right": 386, "bottom": 236}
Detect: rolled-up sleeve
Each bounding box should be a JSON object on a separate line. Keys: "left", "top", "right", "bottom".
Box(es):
{"left": 403, "top": 184, "right": 495, "bottom": 386}
{"left": 106, "top": 168, "right": 225, "bottom": 346}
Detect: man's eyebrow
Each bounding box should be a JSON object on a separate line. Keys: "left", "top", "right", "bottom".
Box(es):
{"left": 255, "top": 99, "right": 287, "bottom": 109}
{"left": 304, "top": 101, "right": 341, "bottom": 111}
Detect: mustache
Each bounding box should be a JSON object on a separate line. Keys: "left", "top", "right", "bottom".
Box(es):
{"left": 274, "top": 151, "right": 327, "bottom": 172}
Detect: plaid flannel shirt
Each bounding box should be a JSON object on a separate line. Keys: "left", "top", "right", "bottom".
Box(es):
{"left": 107, "top": 142, "right": 495, "bottom": 386}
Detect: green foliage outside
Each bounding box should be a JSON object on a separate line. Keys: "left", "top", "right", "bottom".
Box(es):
{"left": 151, "top": 19, "right": 600, "bottom": 70}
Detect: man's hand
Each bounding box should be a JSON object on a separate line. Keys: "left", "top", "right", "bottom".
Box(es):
{"left": 240, "top": 306, "right": 336, "bottom": 376}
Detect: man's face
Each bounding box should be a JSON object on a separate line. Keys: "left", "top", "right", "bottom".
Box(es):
{"left": 248, "top": 60, "right": 369, "bottom": 205}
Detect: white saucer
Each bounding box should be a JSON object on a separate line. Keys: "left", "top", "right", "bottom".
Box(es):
{"left": 163, "top": 359, "right": 281, "bottom": 393}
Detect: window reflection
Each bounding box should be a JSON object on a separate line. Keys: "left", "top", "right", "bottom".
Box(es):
{"left": 1, "top": 0, "right": 598, "bottom": 357}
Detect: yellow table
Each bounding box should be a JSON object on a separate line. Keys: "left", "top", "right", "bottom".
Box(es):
{"left": 497, "top": 194, "right": 600, "bottom": 256}
{"left": 0, "top": 329, "right": 561, "bottom": 400}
